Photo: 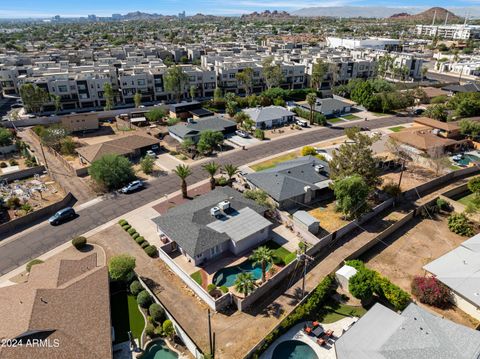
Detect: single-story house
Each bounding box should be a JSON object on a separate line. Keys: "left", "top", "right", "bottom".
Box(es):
{"left": 168, "top": 115, "right": 237, "bottom": 143}
{"left": 245, "top": 156, "right": 332, "bottom": 210}
{"left": 242, "top": 106, "right": 295, "bottom": 129}
{"left": 423, "top": 233, "right": 480, "bottom": 321}
{"left": 76, "top": 134, "right": 159, "bottom": 164}
{"left": 0, "top": 253, "right": 112, "bottom": 359}
{"left": 442, "top": 82, "right": 480, "bottom": 95}
{"left": 335, "top": 302, "right": 480, "bottom": 359}
{"left": 152, "top": 187, "right": 273, "bottom": 266}
{"left": 298, "top": 97, "right": 352, "bottom": 118}
{"left": 414, "top": 117, "right": 461, "bottom": 139}
{"left": 421, "top": 86, "right": 450, "bottom": 101}
{"left": 169, "top": 101, "right": 203, "bottom": 119}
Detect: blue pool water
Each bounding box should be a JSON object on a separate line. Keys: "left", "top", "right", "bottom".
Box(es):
{"left": 213, "top": 259, "right": 271, "bottom": 287}
{"left": 140, "top": 340, "right": 178, "bottom": 359}
{"left": 456, "top": 154, "right": 480, "bottom": 167}
{"left": 272, "top": 340, "right": 318, "bottom": 359}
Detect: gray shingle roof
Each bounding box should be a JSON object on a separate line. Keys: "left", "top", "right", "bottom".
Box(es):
{"left": 246, "top": 156, "right": 331, "bottom": 202}
{"left": 335, "top": 303, "right": 480, "bottom": 359}
{"left": 152, "top": 187, "right": 269, "bottom": 257}
{"left": 243, "top": 106, "right": 295, "bottom": 124}
{"left": 423, "top": 233, "right": 480, "bottom": 307}
{"left": 168, "top": 116, "right": 237, "bottom": 140}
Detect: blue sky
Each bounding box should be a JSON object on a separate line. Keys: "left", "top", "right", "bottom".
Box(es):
{"left": 0, "top": 0, "right": 479, "bottom": 18}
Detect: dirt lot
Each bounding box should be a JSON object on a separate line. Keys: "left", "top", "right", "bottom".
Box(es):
{"left": 308, "top": 201, "right": 349, "bottom": 233}
{"left": 381, "top": 164, "right": 437, "bottom": 192}
{"left": 360, "top": 214, "right": 480, "bottom": 328}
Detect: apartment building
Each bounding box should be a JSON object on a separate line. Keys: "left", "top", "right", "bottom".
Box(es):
{"left": 415, "top": 24, "right": 480, "bottom": 40}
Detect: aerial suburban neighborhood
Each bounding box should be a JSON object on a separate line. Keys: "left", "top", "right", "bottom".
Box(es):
{"left": 1, "top": 2, "right": 480, "bottom": 359}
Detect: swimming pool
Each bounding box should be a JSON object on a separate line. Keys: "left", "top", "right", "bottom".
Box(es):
{"left": 139, "top": 340, "right": 178, "bottom": 359}
{"left": 271, "top": 340, "right": 318, "bottom": 359}
{"left": 212, "top": 259, "right": 271, "bottom": 287}
{"left": 454, "top": 154, "right": 480, "bottom": 167}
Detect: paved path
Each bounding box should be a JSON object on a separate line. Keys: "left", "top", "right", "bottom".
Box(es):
{"left": 0, "top": 116, "right": 412, "bottom": 276}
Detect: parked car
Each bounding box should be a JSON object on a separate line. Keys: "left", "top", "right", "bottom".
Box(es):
{"left": 146, "top": 150, "right": 156, "bottom": 157}
{"left": 413, "top": 108, "right": 425, "bottom": 116}
{"left": 235, "top": 130, "right": 250, "bottom": 138}
{"left": 49, "top": 207, "right": 76, "bottom": 225}
{"left": 121, "top": 180, "right": 144, "bottom": 194}
{"left": 314, "top": 148, "right": 333, "bottom": 161}
{"left": 296, "top": 119, "right": 308, "bottom": 127}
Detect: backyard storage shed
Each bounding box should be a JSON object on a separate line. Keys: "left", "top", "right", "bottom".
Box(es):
{"left": 293, "top": 210, "right": 320, "bottom": 234}
{"left": 335, "top": 265, "right": 357, "bottom": 291}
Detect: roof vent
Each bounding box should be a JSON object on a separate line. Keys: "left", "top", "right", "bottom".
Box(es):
{"left": 210, "top": 207, "right": 221, "bottom": 217}
{"left": 218, "top": 200, "right": 231, "bottom": 211}
{"left": 314, "top": 165, "right": 324, "bottom": 173}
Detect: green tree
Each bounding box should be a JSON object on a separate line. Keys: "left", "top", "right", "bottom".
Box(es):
{"left": 306, "top": 92, "right": 317, "bottom": 125}
{"left": 424, "top": 104, "right": 448, "bottom": 122}
{"left": 162, "top": 319, "right": 175, "bottom": 340}
{"left": 189, "top": 85, "right": 196, "bottom": 101}
{"left": 234, "top": 111, "right": 250, "bottom": 126}
{"left": 173, "top": 164, "right": 192, "bottom": 198}
{"left": 311, "top": 59, "right": 328, "bottom": 89}
{"left": 262, "top": 56, "right": 283, "bottom": 89}
{"left": 19, "top": 83, "right": 49, "bottom": 114}
{"left": 329, "top": 127, "right": 381, "bottom": 188}
{"left": 222, "top": 164, "right": 239, "bottom": 187}
{"left": 459, "top": 119, "right": 480, "bottom": 137}
{"left": 140, "top": 156, "right": 155, "bottom": 174}
{"left": 0, "top": 128, "right": 13, "bottom": 147}
{"left": 51, "top": 94, "right": 62, "bottom": 113}
{"left": 89, "top": 154, "right": 135, "bottom": 191}
{"left": 197, "top": 130, "right": 224, "bottom": 155}
{"left": 235, "top": 272, "right": 256, "bottom": 297}
{"left": 40, "top": 125, "right": 68, "bottom": 151}
{"left": 103, "top": 83, "right": 114, "bottom": 111}
{"left": 236, "top": 67, "right": 254, "bottom": 95}
{"left": 60, "top": 137, "right": 76, "bottom": 155}
{"left": 301, "top": 146, "right": 317, "bottom": 156}
{"left": 108, "top": 254, "right": 136, "bottom": 282}
{"left": 448, "top": 213, "right": 474, "bottom": 237}
{"left": 213, "top": 87, "right": 223, "bottom": 103}
{"left": 133, "top": 92, "right": 142, "bottom": 108}
{"left": 348, "top": 268, "right": 376, "bottom": 300}
{"left": 181, "top": 138, "right": 195, "bottom": 153}
{"left": 250, "top": 246, "right": 274, "bottom": 283}
{"left": 334, "top": 175, "right": 370, "bottom": 219}
{"left": 164, "top": 65, "right": 188, "bottom": 103}
{"left": 203, "top": 161, "right": 220, "bottom": 190}
{"left": 146, "top": 108, "right": 166, "bottom": 122}
{"left": 224, "top": 92, "right": 238, "bottom": 117}
{"left": 468, "top": 177, "right": 480, "bottom": 196}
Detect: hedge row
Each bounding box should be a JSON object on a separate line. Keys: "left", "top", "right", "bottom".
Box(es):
{"left": 255, "top": 275, "right": 336, "bottom": 357}
{"left": 118, "top": 219, "right": 158, "bottom": 258}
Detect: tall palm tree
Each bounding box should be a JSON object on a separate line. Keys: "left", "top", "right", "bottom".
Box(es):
{"left": 203, "top": 161, "right": 219, "bottom": 190}
{"left": 222, "top": 164, "right": 239, "bottom": 187}
{"left": 250, "top": 246, "right": 274, "bottom": 283}
{"left": 234, "top": 272, "right": 256, "bottom": 297}
{"left": 306, "top": 92, "right": 317, "bottom": 126}
{"left": 173, "top": 164, "right": 192, "bottom": 198}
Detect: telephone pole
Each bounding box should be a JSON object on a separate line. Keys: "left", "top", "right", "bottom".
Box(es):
{"left": 297, "top": 241, "right": 314, "bottom": 298}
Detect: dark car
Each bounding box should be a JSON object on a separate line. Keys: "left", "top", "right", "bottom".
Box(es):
{"left": 414, "top": 108, "right": 425, "bottom": 116}
{"left": 49, "top": 207, "right": 76, "bottom": 225}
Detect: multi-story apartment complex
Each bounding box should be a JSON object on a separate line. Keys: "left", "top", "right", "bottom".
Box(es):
{"left": 415, "top": 24, "right": 480, "bottom": 40}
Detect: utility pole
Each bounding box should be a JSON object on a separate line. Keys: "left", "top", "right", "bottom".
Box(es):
{"left": 297, "top": 241, "right": 314, "bottom": 298}
{"left": 207, "top": 309, "right": 214, "bottom": 358}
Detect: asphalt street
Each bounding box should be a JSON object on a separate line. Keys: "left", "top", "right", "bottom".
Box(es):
{"left": 0, "top": 116, "right": 413, "bottom": 275}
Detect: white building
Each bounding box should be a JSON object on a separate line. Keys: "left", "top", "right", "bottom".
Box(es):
{"left": 415, "top": 24, "right": 480, "bottom": 40}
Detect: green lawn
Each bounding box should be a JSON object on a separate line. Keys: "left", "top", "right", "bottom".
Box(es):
{"left": 341, "top": 114, "right": 361, "bottom": 121}
{"left": 319, "top": 301, "right": 367, "bottom": 324}
{"left": 457, "top": 192, "right": 480, "bottom": 208}
{"left": 110, "top": 291, "right": 145, "bottom": 344}
{"left": 190, "top": 270, "right": 203, "bottom": 286}
{"left": 250, "top": 152, "right": 299, "bottom": 172}
{"left": 389, "top": 126, "right": 406, "bottom": 132}
{"left": 264, "top": 240, "right": 296, "bottom": 265}
{"left": 328, "top": 117, "right": 344, "bottom": 124}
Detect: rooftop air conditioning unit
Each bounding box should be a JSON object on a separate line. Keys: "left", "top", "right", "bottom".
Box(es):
{"left": 218, "top": 200, "right": 231, "bottom": 211}
{"left": 314, "top": 165, "right": 324, "bottom": 173}
{"left": 210, "top": 207, "right": 221, "bottom": 217}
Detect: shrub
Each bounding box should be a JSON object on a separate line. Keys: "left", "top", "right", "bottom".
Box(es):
{"left": 9, "top": 159, "right": 18, "bottom": 166}
{"left": 127, "top": 228, "right": 136, "bottom": 235}
{"left": 468, "top": 177, "right": 480, "bottom": 195}
{"left": 122, "top": 224, "right": 131, "bottom": 231}
{"left": 220, "top": 286, "right": 229, "bottom": 294}
{"left": 132, "top": 233, "right": 139, "bottom": 240}
{"left": 436, "top": 198, "right": 451, "bottom": 211}
{"left": 345, "top": 259, "right": 365, "bottom": 270}
{"left": 272, "top": 255, "right": 283, "bottom": 266}
{"left": 382, "top": 182, "right": 401, "bottom": 197}
{"left": 145, "top": 323, "right": 155, "bottom": 338}
{"left": 0, "top": 162, "right": 6, "bottom": 168}
{"left": 6, "top": 196, "right": 20, "bottom": 209}
{"left": 137, "top": 290, "right": 153, "bottom": 308}
{"left": 215, "top": 176, "right": 229, "bottom": 186}
{"left": 135, "top": 236, "right": 145, "bottom": 245}
{"left": 108, "top": 254, "right": 136, "bottom": 282}
{"left": 118, "top": 219, "right": 128, "bottom": 226}
{"left": 141, "top": 241, "right": 150, "bottom": 249}
{"left": 26, "top": 259, "right": 44, "bottom": 272}
{"left": 144, "top": 245, "right": 158, "bottom": 258}
{"left": 411, "top": 276, "right": 452, "bottom": 308}
{"left": 162, "top": 319, "right": 175, "bottom": 338}
{"left": 301, "top": 146, "right": 317, "bottom": 156}
{"left": 377, "top": 277, "right": 411, "bottom": 311}
{"left": 21, "top": 203, "right": 33, "bottom": 213}
{"left": 349, "top": 268, "right": 376, "bottom": 300}
{"left": 448, "top": 213, "right": 474, "bottom": 236}
{"left": 207, "top": 284, "right": 217, "bottom": 292}
{"left": 254, "top": 129, "right": 265, "bottom": 140}
{"left": 130, "top": 280, "right": 143, "bottom": 296}
{"left": 149, "top": 303, "right": 166, "bottom": 323}
{"left": 71, "top": 236, "right": 87, "bottom": 249}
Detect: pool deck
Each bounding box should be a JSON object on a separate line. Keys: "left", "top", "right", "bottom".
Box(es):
{"left": 260, "top": 317, "right": 357, "bottom": 359}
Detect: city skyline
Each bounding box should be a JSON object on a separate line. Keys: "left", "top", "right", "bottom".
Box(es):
{"left": 1, "top": 1, "right": 480, "bottom": 18}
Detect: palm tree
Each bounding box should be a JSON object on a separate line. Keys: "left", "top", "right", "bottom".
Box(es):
{"left": 222, "top": 164, "right": 239, "bottom": 187}
{"left": 250, "top": 246, "right": 274, "bottom": 283}
{"left": 203, "top": 161, "right": 220, "bottom": 190}
{"left": 306, "top": 92, "right": 317, "bottom": 125}
{"left": 234, "top": 272, "right": 256, "bottom": 297}
{"left": 173, "top": 164, "right": 192, "bottom": 198}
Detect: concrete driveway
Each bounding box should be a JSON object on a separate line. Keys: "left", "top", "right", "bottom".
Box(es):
{"left": 226, "top": 134, "right": 260, "bottom": 147}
